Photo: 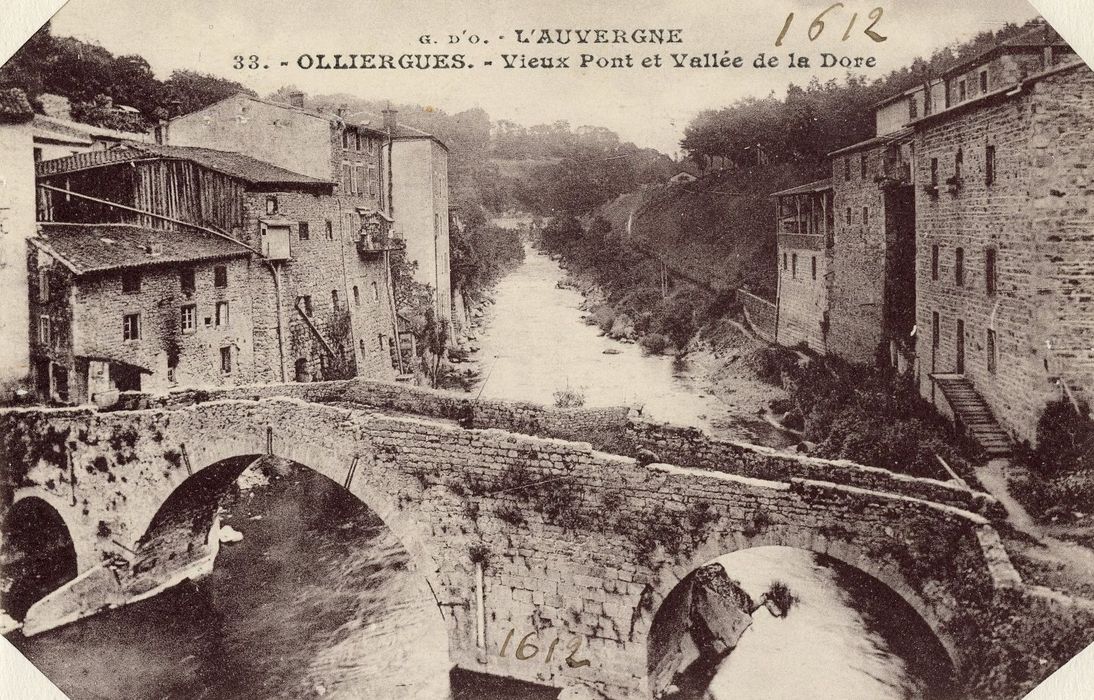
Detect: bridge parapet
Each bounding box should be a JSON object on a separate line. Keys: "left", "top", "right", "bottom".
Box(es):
{"left": 106, "top": 379, "right": 1004, "bottom": 519}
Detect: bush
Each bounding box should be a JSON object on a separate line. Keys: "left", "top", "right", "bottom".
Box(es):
{"left": 639, "top": 332, "right": 670, "bottom": 355}
{"left": 1030, "top": 399, "right": 1094, "bottom": 475}
{"left": 553, "top": 386, "right": 586, "bottom": 408}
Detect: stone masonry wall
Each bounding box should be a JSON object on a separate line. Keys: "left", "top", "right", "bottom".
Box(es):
{"left": 240, "top": 191, "right": 396, "bottom": 383}
{"left": 828, "top": 145, "right": 888, "bottom": 364}
{"left": 775, "top": 240, "right": 827, "bottom": 352}
{"left": 109, "top": 379, "right": 1003, "bottom": 518}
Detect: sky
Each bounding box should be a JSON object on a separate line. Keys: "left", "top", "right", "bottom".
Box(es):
{"left": 45, "top": 0, "right": 1042, "bottom": 155}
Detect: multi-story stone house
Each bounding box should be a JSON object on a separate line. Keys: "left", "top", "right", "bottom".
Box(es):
{"left": 28, "top": 223, "right": 255, "bottom": 404}
{"left": 824, "top": 98, "right": 917, "bottom": 367}
{"left": 770, "top": 179, "right": 832, "bottom": 353}
{"left": 0, "top": 88, "right": 36, "bottom": 397}
{"left": 911, "top": 31, "right": 1090, "bottom": 447}
{"left": 164, "top": 92, "right": 452, "bottom": 326}
{"left": 32, "top": 142, "right": 400, "bottom": 404}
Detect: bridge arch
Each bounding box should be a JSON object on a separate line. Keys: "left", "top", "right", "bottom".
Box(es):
{"left": 126, "top": 445, "right": 450, "bottom": 645}
{"left": 2, "top": 495, "right": 80, "bottom": 620}
{"left": 640, "top": 530, "right": 959, "bottom": 698}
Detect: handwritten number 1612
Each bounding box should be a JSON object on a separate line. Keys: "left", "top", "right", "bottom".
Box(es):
{"left": 499, "top": 628, "right": 591, "bottom": 668}
{"left": 776, "top": 4, "right": 887, "bottom": 47}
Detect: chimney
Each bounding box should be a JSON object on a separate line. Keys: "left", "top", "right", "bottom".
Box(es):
{"left": 336, "top": 104, "right": 348, "bottom": 118}
{"left": 289, "top": 91, "right": 305, "bottom": 108}
{"left": 382, "top": 106, "right": 398, "bottom": 135}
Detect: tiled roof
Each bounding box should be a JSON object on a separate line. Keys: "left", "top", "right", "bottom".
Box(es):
{"left": 33, "top": 114, "right": 147, "bottom": 143}
{"left": 828, "top": 127, "right": 914, "bottom": 157}
{"left": 36, "top": 142, "right": 333, "bottom": 189}
{"left": 770, "top": 179, "right": 832, "bottom": 198}
{"left": 0, "top": 88, "right": 34, "bottom": 124}
{"left": 943, "top": 19, "right": 1071, "bottom": 78}
{"left": 33, "top": 223, "right": 250, "bottom": 276}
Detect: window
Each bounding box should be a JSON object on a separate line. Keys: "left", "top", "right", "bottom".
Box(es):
{"left": 265, "top": 196, "right": 278, "bottom": 215}
{"left": 216, "top": 301, "right": 230, "bottom": 327}
{"left": 377, "top": 334, "right": 385, "bottom": 351}
{"left": 782, "top": 252, "right": 788, "bottom": 270}
{"left": 351, "top": 165, "right": 359, "bottom": 194}
{"left": 860, "top": 153, "right": 867, "bottom": 179}
{"left": 931, "top": 244, "right": 940, "bottom": 280}
{"left": 811, "top": 256, "right": 817, "bottom": 281}
{"left": 299, "top": 295, "right": 313, "bottom": 316}
{"left": 38, "top": 268, "right": 50, "bottom": 302}
{"left": 331, "top": 290, "right": 340, "bottom": 311}
{"left": 214, "top": 265, "right": 228, "bottom": 288}
{"left": 987, "top": 329, "right": 997, "bottom": 374}
{"left": 791, "top": 253, "right": 798, "bottom": 279}
{"left": 181, "top": 268, "right": 195, "bottom": 292}
{"left": 844, "top": 157, "right": 851, "bottom": 181}
{"left": 353, "top": 285, "right": 361, "bottom": 306}
{"left": 955, "top": 149, "right": 963, "bottom": 181}
{"left": 930, "top": 158, "right": 939, "bottom": 186}
{"left": 356, "top": 166, "right": 365, "bottom": 196}
{"left": 845, "top": 207, "right": 852, "bottom": 225}
{"left": 122, "top": 270, "right": 141, "bottom": 293}
{"left": 342, "top": 129, "right": 350, "bottom": 149}
{"left": 979, "top": 69, "right": 989, "bottom": 94}
{"left": 955, "top": 247, "right": 965, "bottom": 286}
{"left": 932, "top": 312, "right": 940, "bottom": 349}
{"left": 985, "top": 145, "right": 996, "bottom": 186}
{"left": 123, "top": 313, "right": 141, "bottom": 341}
{"left": 325, "top": 220, "right": 333, "bottom": 240}
{"left": 985, "top": 248, "right": 997, "bottom": 294}
{"left": 180, "top": 305, "right": 196, "bottom": 333}
{"left": 359, "top": 339, "right": 367, "bottom": 358}
{"left": 368, "top": 138, "right": 376, "bottom": 155}
{"left": 299, "top": 222, "right": 310, "bottom": 240}
{"left": 38, "top": 315, "right": 50, "bottom": 345}
{"left": 862, "top": 207, "right": 869, "bottom": 226}
{"left": 369, "top": 165, "right": 378, "bottom": 196}
{"left": 355, "top": 131, "right": 363, "bottom": 151}
{"left": 371, "top": 281, "right": 379, "bottom": 302}
{"left": 909, "top": 96, "right": 918, "bottom": 120}
{"left": 33, "top": 147, "right": 42, "bottom": 162}
{"left": 958, "top": 79, "right": 967, "bottom": 102}
{"left": 220, "top": 347, "right": 232, "bottom": 374}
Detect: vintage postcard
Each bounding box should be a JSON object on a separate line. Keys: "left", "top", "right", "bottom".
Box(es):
{"left": 1, "top": 0, "right": 1093, "bottom": 698}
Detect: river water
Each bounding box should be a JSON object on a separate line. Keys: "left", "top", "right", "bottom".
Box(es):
{"left": 5, "top": 245, "right": 955, "bottom": 699}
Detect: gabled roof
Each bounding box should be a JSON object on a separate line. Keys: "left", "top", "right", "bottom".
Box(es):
{"left": 942, "top": 20, "right": 1070, "bottom": 79}
{"left": 33, "top": 114, "right": 147, "bottom": 143}
{"left": 0, "top": 88, "right": 34, "bottom": 124}
{"left": 770, "top": 179, "right": 832, "bottom": 198}
{"left": 33, "top": 223, "right": 251, "bottom": 276}
{"left": 36, "top": 142, "right": 333, "bottom": 190}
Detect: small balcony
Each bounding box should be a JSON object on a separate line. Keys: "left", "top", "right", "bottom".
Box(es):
{"left": 875, "top": 160, "right": 912, "bottom": 189}
{"left": 356, "top": 232, "right": 404, "bottom": 257}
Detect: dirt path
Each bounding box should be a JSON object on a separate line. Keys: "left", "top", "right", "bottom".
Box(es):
{"left": 977, "top": 458, "right": 1094, "bottom": 596}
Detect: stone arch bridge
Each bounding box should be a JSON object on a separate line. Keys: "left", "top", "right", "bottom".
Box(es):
{"left": 0, "top": 380, "right": 1085, "bottom": 698}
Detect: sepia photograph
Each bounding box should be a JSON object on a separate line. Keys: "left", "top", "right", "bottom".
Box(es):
{"left": 1, "top": 0, "right": 1093, "bottom": 698}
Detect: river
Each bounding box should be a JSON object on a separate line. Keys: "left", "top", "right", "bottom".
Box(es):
{"left": 5, "top": 246, "right": 955, "bottom": 699}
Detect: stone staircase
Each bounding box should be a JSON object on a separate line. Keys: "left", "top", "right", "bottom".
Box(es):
{"left": 934, "top": 375, "right": 1014, "bottom": 457}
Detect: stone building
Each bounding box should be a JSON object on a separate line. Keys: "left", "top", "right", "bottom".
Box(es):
{"left": 825, "top": 108, "right": 916, "bottom": 367}
{"left": 770, "top": 179, "right": 832, "bottom": 352}
{"left": 32, "top": 143, "right": 399, "bottom": 403}
{"left": 911, "top": 45, "right": 1091, "bottom": 445}
{"left": 0, "top": 88, "right": 36, "bottom": 397}
{"left": 164, "top": 93, "right": 452, "bottom": 326}
{"left": 28, "top": 223, "right": 255, "bottom": 403}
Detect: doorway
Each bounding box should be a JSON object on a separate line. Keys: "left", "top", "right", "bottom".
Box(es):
{"left": 956, "top": 320, "right": 965, "bottom": 374}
